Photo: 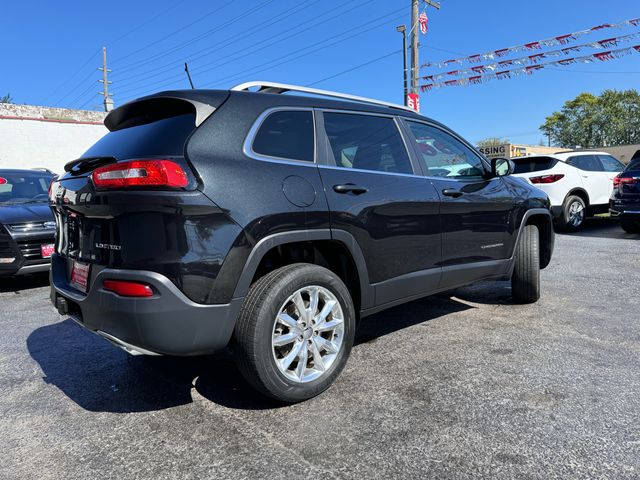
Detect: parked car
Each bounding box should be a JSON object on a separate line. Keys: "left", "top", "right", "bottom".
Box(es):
{"left": 0, "top": 169, "right": 56, "bottom": 276}
{"left": 610, "top": 150, "right": 640, "bottom": 233}
{"left": 49, "top": 82, "right": 554, "bottom": 402}
{"left": 511, "top": 151, "right": 625, "bottom": 231}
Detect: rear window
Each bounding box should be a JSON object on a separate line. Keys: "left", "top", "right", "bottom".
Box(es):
{"left": 252, "top": 110, "right": 314, "bottom": 162}
{"left": 512, "top": 156, "right": 557, "bottom": 174}
{"left": 82, "top": 113, "right": 196, "bottom": 160}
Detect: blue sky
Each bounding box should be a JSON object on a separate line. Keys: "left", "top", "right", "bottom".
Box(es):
{"left": 1, "top": 0, "right": 638, "bottom": 145}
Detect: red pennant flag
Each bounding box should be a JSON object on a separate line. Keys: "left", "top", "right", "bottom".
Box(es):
{"left": 524, "top": 42, "right": 541, "bottom": 50}
{"left": 594, "top": 51, "right": 614, "bottom": 61}
{"left": 469, "top": 54, "right": 482, "bottom": 63}
{"left": 495, "top": 49, "right": 509, "bottom": 57}
{"left": 469, "top": 76, "right": 483, "bottom": 85}
{"left": 419, "top": 13, "right": 428, "bottom": 35}
{"left": 528, "top": 53, "right": 545, "bottom": 63}
{"left": 555, "top": 34, "right": 574, "bottom": 44}
{"left": 471, "top": 66, "right": 486, "bottom": 73}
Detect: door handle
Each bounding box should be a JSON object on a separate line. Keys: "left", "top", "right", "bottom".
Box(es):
{"left": 442, "top": 188, "right": 464, "bottom": 198}
{"left": 333, "top": 184, "right": 368, "bottom": 195}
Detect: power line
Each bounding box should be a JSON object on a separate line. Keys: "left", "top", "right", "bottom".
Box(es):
{"left": 116, "top": 0, "right": 391, "bottom": 98}
{"left": 106, "top": 0, "right": 189, "bottom": 47}
{"left": 308, "top": 49, "right": 402, "bottom": 86}
{"left": 112, "top": 0, "right": 271, "bottom": 72}
{"left": 112, "top": 0, "right": 324, "bottom": 86}
{"left": 50, "top": 49, "right": 101, "bottom": 105}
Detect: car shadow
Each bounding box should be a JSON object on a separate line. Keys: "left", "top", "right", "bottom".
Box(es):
{"left": 558, "top": 216, "right": 636, "bottom": 240}
{"left": 0, "top": 272, "right": 49, "bottom": 293}
{"left": 27, "top": 283, "right": 507, "bottom": 412}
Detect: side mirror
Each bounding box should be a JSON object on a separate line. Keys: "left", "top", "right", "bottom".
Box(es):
{"left": 491, "top": 157, "right": 514, "bottom": 177}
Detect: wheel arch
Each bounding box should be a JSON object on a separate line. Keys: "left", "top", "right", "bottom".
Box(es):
{"left": 232, "top": 229, "right": 373, "bottom": 312}
{"left": 565, "top": 188, "right": 590, "bottom": 207}
{"left": 512, "top": 209, "right": 554, "bottom": 270}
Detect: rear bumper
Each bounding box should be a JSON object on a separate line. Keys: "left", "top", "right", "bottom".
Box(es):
{"left": 609, "top": 199, "right": 640, "bottom": 219}
{"left": 49, "top": 254, "right": 243, "bottom": 356}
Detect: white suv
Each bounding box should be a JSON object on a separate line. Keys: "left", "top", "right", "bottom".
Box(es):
{"left": 511, "top": 151, "right": 625, "bottom": 231}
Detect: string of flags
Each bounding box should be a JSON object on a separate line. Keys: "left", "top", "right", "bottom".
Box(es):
{"left": 421, "top": 17, "right": 640, "bottom": 69}
{"left": 422, "top": 32, "right": 640, "bottom": 82}
{"left": 420, "top": 45, "right": 640, "bottom": 92}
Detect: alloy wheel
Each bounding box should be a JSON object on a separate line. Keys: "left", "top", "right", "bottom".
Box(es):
{"left": 272, "top": 285, "right": 345, "bottom": 383}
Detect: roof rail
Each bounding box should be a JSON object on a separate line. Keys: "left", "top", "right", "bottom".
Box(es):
{"left": 231, "top": 81, "right": 416, "bottom": 113}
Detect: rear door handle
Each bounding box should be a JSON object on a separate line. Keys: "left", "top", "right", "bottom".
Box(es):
{"left": 333, "top": 184, "right": 368, "bottom": 195}
{"left": 442, "top": 188, "right": 464, "bottom": 198}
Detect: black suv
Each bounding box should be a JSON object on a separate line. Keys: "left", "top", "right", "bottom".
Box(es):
{"left": 49, "top": 82, "right": 554, "bottom": 402}
{"left": 610, "top": 150, "right": 640, "bottom": 233}
{"left": 0, "top": 169, "right": 56, "bottom": 276}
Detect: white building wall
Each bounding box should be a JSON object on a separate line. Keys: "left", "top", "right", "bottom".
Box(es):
{"left": 0, "top": 104, "right": 107, "bottom": 174}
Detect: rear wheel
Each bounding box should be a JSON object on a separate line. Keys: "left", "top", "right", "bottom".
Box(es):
{"left": 511, "top": 224, "right": 540, "bottom": 304}
{"left": 621, "top": 218, "right": 640, "bottom": 234}
{"left": 233, "top": 263, "right": 356, "bottom": 402}
{"left": 558, "top": 195, "right": 587, "bottom": 231}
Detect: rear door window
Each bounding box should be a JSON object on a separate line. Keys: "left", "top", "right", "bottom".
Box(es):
{"left": 566, "top": 155, "right": 602, "bottom": 172}
{"left": 512, "top": 156, "right": 558, "bottom": 174}
{"left": 597, "top": 155, "right": 624, "bottom": 172}
{"left": 322, "top": 112, "right": 413, "bottom": 175}
{"left": 251, "top": 110, "right": 314, "bottom": 162}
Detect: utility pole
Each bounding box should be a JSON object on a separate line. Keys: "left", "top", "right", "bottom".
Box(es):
{"left": 410, "top": 0, "right": 440, "bottom": 100}
{"left": 396, "top": 25, "right": 408, "bottom": 105}
{"left": 98, "top": 46, "right": 114, "bottom": 112}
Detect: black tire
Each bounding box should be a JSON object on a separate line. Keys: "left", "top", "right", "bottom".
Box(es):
{"left": 557, "top": 195, "right": 587, "bottom": 232}
{"left": 233, "top": 263, "right": 356, "bottom": 403}
{"left": 511, "top": 224, "right": 540, "bottom": 304}
{"left": 621, "top": 218, "right": 640, "bottom": 234}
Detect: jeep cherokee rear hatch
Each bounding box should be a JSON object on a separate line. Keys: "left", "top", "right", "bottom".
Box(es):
{"left": 50, "top": 91, "right": 234, "bottom": 305}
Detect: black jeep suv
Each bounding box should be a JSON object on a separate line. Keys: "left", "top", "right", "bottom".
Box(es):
{"left": 610, "top": 150, "right": 640, "bottom": 233}
{"left": 49, "top": 82, "right": 554, "bottom": 402}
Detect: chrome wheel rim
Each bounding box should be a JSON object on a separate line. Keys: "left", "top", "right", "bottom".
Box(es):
{"left": 272, "top": 285, "right": 344, "bottom": 383}
{"left": 568, "top": 201, "right": 585, "bottom": 227}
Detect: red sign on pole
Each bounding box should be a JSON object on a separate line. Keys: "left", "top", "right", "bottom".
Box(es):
{"left": 407, "top": 93, "right": 420, "bottom": 112}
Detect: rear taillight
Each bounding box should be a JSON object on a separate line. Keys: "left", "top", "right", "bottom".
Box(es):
{"left": 91, "top": 159, "right": 188, "bottom": 190}
{"left": 103, "top": 280, "right": 154, "bottom": 297}
{"left": 530, "top": 174, "right": 565, "bottom": 184}
{"left": 614, "top": 176, "right": 637, "bottom": 187}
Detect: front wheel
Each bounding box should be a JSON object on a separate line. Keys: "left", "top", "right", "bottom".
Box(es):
{"left": 233, "top": 264, "right": 356, "bottom": 403}
{"left": 511, "top": 224, "right": 540, "bottom": 304}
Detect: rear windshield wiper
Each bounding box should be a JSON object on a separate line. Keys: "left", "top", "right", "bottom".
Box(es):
{"left": 64, "top": 156, "right": 116, "bottom": 175}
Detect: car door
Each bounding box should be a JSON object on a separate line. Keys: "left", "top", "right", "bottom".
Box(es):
{"left": 402, "top": 120, "right": 518, "bottom": 289}
{"left": 566, "top": 155, "right": 611, "bottom": 205}
{"left": 315, "top": 110, "right": 442, "bottom": 306}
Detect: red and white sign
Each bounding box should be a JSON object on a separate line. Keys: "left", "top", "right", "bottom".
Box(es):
{"left": 407, "top": 93, "right": 420, "bottom": 112}
{"left": 70, "top": 261, "right": 90, "bottom": 293}
{"left": 41, "top": 244, "right": 55, "bottom": 258}
{"left": 419, "top": 13, "right": 428, "bottom": 35}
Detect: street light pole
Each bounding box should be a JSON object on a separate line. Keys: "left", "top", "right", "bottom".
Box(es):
{"left": 396, "top": 25, "right": 408, "bottom": 106}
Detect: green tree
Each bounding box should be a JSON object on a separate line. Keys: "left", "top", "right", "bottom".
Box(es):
{"left": 477, "top": 137, "right": 510, "bottom": 147}
{"left": 0, "top": 93, "right": 12, "bottom": 103}
{"left": 541, "top": 90, "right": 640, "bottom": 148}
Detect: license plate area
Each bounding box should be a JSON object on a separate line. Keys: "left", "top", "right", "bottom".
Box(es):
{"left": 41, "top": 244, "right": 55, "bottom": 258}
{"left": 70, "top": 260, "right": 91, "bottom": 293}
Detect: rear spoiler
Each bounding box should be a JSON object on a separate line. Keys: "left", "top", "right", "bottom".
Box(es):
{"left": 104, "top": 90, "right": 230, "bottom": 131}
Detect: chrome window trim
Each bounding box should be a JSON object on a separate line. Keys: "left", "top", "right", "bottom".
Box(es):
{"left": 243, "top": 107, "right": 317, "bottom": 166}
{"left": 401, "top": 117, "right": 493, "bottom": 181}
{"left": 318, "top": 108, "right": 418, "bottom": 177}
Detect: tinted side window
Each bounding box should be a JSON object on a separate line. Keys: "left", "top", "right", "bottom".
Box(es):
{"left": 252, "top": 110, "right": 314, "bottom": 162}
{"left": 598, "top": 155, "right": 624, "bottom": 172}
{"left": 406, "top": 121, "right": 485, "bottom": 178}
{"left": 566, "top": 155, "right": 602, "bottom": 172}
{"left": 322, "top": 112, "right": 412, "bottom": 175}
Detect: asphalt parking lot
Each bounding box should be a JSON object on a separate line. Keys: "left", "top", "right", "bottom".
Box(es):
{"left": 1, "top": 219, "right": 638, "bottom": 480}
